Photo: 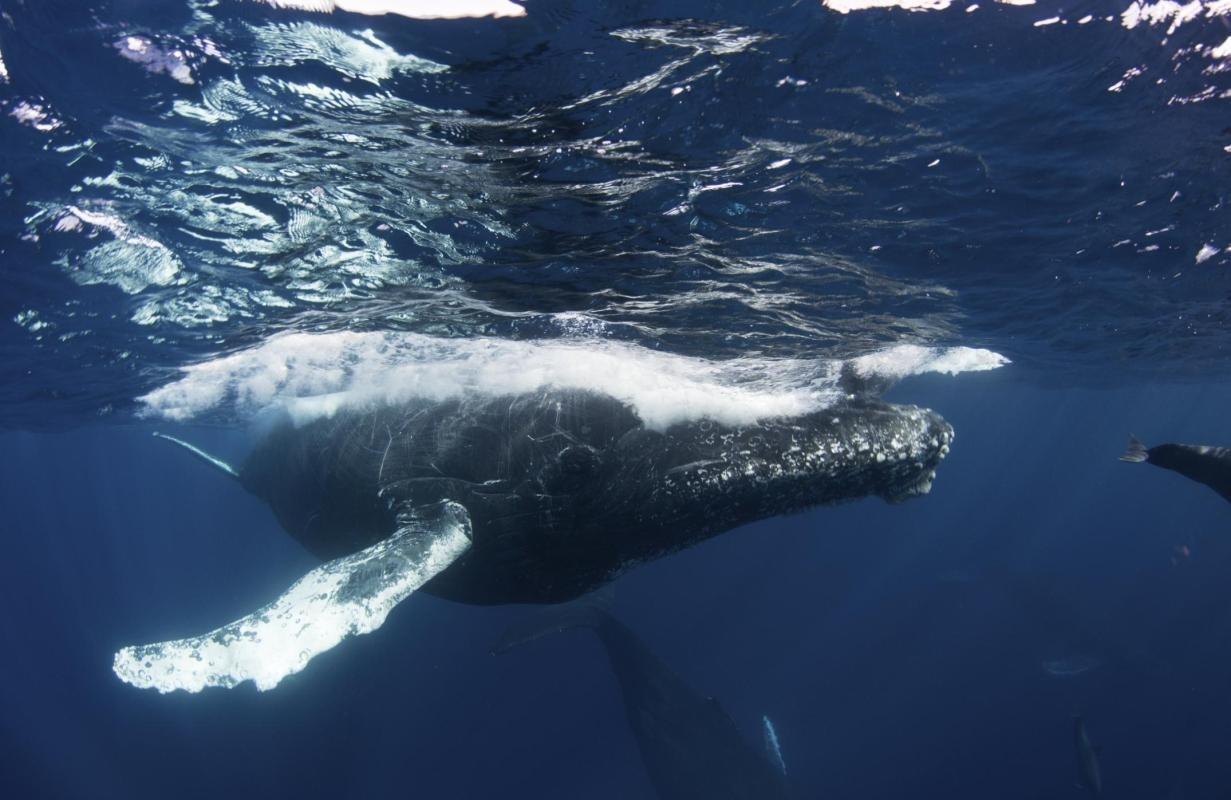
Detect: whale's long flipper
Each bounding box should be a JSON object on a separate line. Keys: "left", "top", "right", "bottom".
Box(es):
{"left": 113, "top": 502, "right": 471, "bottom": 693}
{"left": 152, "top": 432, "right": 240, "bottom": 480}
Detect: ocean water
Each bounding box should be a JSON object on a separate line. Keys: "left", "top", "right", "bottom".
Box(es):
{"left": 1, "top": 0, "right": 1230, "bottom": 797}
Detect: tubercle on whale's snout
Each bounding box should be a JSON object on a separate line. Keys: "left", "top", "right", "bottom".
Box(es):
{"left": 884, "top": 413, "right": 954, "bottom": 503}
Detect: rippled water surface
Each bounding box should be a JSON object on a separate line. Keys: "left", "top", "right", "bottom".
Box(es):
{"left": 2, "top": 0, "right": 1230, "bottom": 425}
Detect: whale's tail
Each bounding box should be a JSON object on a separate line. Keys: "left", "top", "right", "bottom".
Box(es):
{"left": 152, "top": 432, "right": 240, "bottom": 481}
{"left": 1120, "top": 434, "right": 1150, "bottom": 463}
{"left": 491, "top": 589, "right": 614, "bottom": 655}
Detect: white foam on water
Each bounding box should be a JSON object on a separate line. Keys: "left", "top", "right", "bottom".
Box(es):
{"left": 849, "top": 342, "right": 1009, "bottom": 379}
{"left": 1196, "top": 243, "right": 1222, "bottom": 263}
{"left": 70, "top": 239, "right": 184, "bottom": 295}
{"left": 1121, "top": 0, "right": 1231, "bottom": 32}
{"left": 58, "top": 206, "right": 167, "bottom": 251}
{"left": 8, "top": 101, "right": 62, "bottom": 132}
{"left": 250, "top": 0, "right": 527, "bottom": 18}
{"left": 52, "top": 207, "right": 185, "bottom": 294}
{"left": 140, "top": 331, "right": 1008, "bottom": 430}
{"left": 822, "top": 0, "right": 1031, "bottom": 11}
{"left": 113, "top": 503, "right": 471, "bottom": 693}
{"left": 247, "top": 21, "right": 447, "bottom": 82}
{"left": 114, "top": 36, "right": 195, "bottom": 85}
{"left": 822, "top": 0, "right": 952, "bottom": 13}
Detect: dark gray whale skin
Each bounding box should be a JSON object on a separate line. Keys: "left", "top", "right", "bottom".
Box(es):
{"left": 237, "top": 388, "right": 953, "bottom": 605}
{"left": 1121, "top": 436, "right": 1231, "bottom": 503}
{"left": 494, "top": 605, "right": 790, "bottom": 799}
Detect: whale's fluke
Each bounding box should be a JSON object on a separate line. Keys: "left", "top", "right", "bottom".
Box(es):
{"left": 152, "top": 432, "right": 240, "bottom": 480}
{"left": 1119, "top": 434, "right": 1150, "bottom": 463}
{"left": 113, "top": 502, "right": 471, "bottom": 693}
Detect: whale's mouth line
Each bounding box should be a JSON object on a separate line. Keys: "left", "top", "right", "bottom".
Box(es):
{"left": 899, "top": 470, "right": 939, "bottom": 500}
{"left": 883, "top": 464, "right": 941, "bottom": 503}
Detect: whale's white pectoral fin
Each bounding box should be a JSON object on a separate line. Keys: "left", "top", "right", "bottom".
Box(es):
{"left": 113, "top": 502, "right": 471, "bottom": 693}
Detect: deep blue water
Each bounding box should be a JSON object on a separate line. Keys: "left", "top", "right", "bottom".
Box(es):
{"left": 5, "top": 378, "right": 1231, "bottom": 798}
{"left": 3, "top": 0, "right": 1231, "bottom": 798}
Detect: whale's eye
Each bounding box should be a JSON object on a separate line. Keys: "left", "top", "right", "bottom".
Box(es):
{"left": 557, "top": 445, "right": 600, "bottom": 476}
{"left": 547, "top": 445, "right": 601, "bottom": 493}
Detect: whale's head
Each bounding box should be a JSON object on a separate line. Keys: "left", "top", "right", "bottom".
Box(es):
{"left": 581, "top": 399, "right": 954, "bottom": 555}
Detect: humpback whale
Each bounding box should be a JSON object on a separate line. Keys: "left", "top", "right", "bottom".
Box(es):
{"left": 115, "top": 387, "right": 953, "bottom": 693}
{"left": 1120, "top": 435, "right": 1231, "bottom": 503}
{"left": 494, "top": 602, "right": 791, "bottom": 799}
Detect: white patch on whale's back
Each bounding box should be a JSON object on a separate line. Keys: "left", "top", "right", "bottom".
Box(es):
{"left": 822, "top": 0, "right": 1036, "bottom": 12}
{"left": 113, "top": 503, "right": 471, "bottom": 693}
{"left": 139, "top": 332, "right": 1007, "bottom": 430}
{"left": 823, "top": 0, "right": 953, "bottom": 13}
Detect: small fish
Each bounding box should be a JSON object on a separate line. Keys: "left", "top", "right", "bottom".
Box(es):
{"left": 1120, "top": 435, "right": 1231, "bottom": 503}
{"left": 1073, "top": 716, "right": 1103, "bottom": 798}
